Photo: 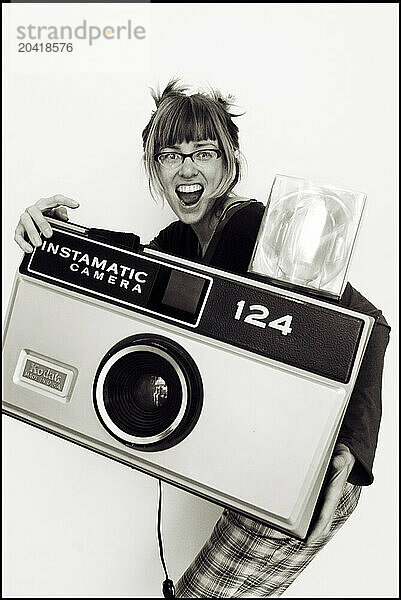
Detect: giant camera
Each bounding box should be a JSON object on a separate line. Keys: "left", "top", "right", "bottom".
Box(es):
{"left": 2, "top": 176, "right": 372, "bottom": 538}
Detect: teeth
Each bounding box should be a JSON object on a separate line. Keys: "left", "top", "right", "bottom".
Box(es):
{"left": 176, "top": 184, "right": 202, "bottom": 193}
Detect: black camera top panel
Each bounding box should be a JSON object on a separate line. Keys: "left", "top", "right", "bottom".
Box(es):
{"left": 20, "top": 226, "right": 368, "bottom": 384}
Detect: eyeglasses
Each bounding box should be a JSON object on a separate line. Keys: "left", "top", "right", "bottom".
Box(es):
{"left": 154, "top": 149, "right": 222, "bottom": 168}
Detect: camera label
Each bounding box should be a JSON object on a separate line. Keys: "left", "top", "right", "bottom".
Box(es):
{"left": 22, "top": 359, "right": 67, "bottom": 391}
{"left": 21, "top": 228, "right": 212, "bottom": 328}
{"left": 234, "top": 300, "right": 293, "bottom": 335}
{"left": 26, "top": 230, "right": 157, "bottom": 305}
{"left": 13, "top": 350, "right": 76, "bottom": 401}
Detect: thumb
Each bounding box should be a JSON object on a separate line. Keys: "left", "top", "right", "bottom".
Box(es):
{"left": 53, "top": 206, "right": 69, "bottom": 221}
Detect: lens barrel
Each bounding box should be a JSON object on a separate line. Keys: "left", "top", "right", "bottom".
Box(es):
{"left": 93, "top": 334, "right": 203, "bottom": 451}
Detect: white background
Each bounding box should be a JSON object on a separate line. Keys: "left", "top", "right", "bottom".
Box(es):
{"left": 3, "top": 3, "right": 398, "bottom": 598}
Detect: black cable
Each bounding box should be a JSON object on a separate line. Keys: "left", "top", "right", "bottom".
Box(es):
{"left": 157, "top": 479, "right": 175, "bottom": 598}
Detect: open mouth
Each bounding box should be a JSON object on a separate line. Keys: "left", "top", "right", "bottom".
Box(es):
{"left": 175, "top": 184, "right": 204, "bottom": 206}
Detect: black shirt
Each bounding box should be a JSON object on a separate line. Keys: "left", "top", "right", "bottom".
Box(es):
{"left": 149, "top": 200, "right": 391, "bottom": 486}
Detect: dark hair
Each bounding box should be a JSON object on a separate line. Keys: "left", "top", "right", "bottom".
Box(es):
{"left": 142, "top": 79, "right": 244, "bottom": 203}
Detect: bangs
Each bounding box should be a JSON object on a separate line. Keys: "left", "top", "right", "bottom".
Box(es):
{"left": 154, "top": 95, "right": 222, "bottom": 151}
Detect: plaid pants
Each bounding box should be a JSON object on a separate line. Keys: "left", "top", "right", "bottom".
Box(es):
{"left": 175, "top": 482, "right": 361, "bottom": 598}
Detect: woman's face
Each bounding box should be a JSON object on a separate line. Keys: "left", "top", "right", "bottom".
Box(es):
{"left": 156, "top": 139, "right": 225, "bottom": 228}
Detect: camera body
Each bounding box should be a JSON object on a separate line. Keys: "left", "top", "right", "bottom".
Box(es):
{"left": 2, "top": 219, "right": 373, "bottom": 538}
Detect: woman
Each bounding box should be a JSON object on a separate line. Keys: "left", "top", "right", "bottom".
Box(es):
{"left": 14, "top": 80, "right": 390, "bottom": 598}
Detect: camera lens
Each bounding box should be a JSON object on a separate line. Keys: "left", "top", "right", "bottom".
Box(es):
{"left": 102, "top": 350, "right": 183, "bottom": 438}
{"left": 94, "top": 335, "right": 203, "bottom": 451}
{"left": 132, "top": 375, "right": 168, "bottom": 409}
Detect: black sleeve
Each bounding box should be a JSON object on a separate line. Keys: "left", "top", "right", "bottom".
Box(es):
{"left": 337, "top": 309, "right": 391, "bottom": 485}
{"left": 148, "top": 223, "right": 175, "bottom": 252}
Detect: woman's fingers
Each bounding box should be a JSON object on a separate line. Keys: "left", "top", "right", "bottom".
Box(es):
{"left": 14, "top": 222, "right": 35, "bottom": 253}
{"left": 26, "top": 205, "right": 53, "bottom": 237}
{"left": 19, "top": 211, "right": 43, "bottom": 248}
{"left": 14, "top": 194, "right": 79, "bottom": 253}
{"left": 36, "top": 194, "right": 79, "bottom": 212}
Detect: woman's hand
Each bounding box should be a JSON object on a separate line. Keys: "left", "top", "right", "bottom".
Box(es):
{"left": 14, "top": 194, "right": 80, "bottom": 253}
{"left": 306, "top": 443, "right": 355, "bottom": 545}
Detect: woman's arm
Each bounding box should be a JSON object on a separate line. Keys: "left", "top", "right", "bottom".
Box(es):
{"left": 337, "top": 316, "right": 391, "bottom": 485}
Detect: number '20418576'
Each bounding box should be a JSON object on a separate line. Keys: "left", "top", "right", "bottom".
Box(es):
{"left": 18, "top": 43, "right": 73, "bottom": 52}
{"left": 234, "top": 300, "right": 293, "bottom": 335}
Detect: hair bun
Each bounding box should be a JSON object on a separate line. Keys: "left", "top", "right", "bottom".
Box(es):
{"left": 150, "top": 78, "right": 186, "bottom": 108}
{"left": 150, "top": 79, "right": 243, "bottom": 117}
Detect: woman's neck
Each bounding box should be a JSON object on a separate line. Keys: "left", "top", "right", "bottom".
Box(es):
{"left": 191, "top": 214, "right": 220, "bottom": 256}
